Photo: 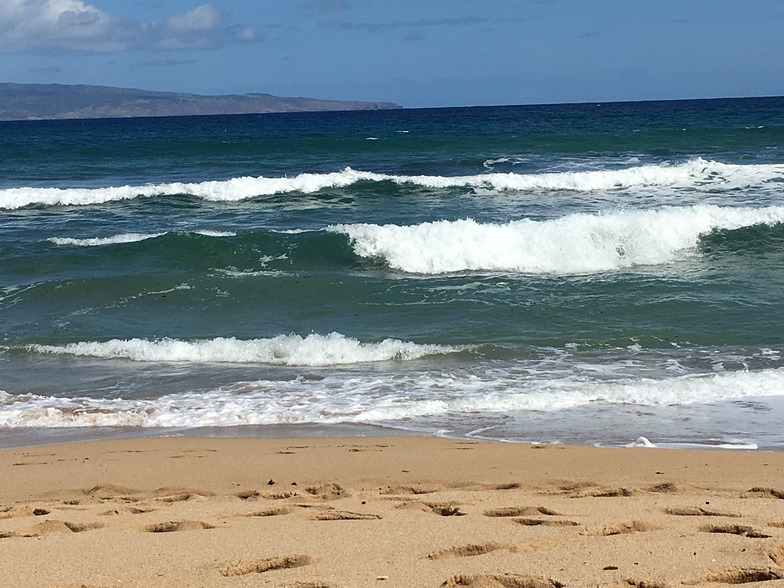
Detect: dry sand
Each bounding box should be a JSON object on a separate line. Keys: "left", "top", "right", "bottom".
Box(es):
{"left": 1, "top": 436, "right": 784, "bottom": 587}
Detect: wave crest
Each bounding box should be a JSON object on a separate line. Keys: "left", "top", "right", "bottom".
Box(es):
{"left": 3, "top": 159, "right": 783, "bottom": 209}
{"left": 29, "top": 333, "right": 463, "bottom": 366}
{"left": 331, "top": 205, "right": 784, "bottom": 274}
{"left": 47, "top": 230, "right": 237, "bottom": 247}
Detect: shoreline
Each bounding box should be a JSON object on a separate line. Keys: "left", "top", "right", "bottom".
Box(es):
{"left": 2, "top": 435, "right": 783, "bottom": 587}
{"left": 1, "top": 422, "right": 778, "bottom": 452}
{"left": 0, "top": 423, "right": 421, "bottom": 450}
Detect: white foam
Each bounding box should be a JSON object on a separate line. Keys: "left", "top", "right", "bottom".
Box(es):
{"left": 385, "top": 158, "right": 784, "bottom": 193}
{"left": 0, "top": 169, "right": 385, "bottom": 209}
{"left": 626, "top": 436, "right": 657, "bottom": 448}
{"left": 623, "top": 436, "right": 758, "bottom": 450}
{"left": 194, "top": 230, "right": 237, "bottom": 237}
{"left": 47, "top": 233, "right": 165, "bottom": 246}
{"left": 3, "top": 362, "right": 784, "bottom": 429}
{"left": 47, "top": 230, "right": 236, "bottom": 247}
{"left": 29, "top": 333, "right": 464, "bottom": 367}
{"left": 3, "top": 159, "right": 783, "bottom": 209}
{"left": 217, "top": 269, "right": 289, "bottom": 278}
{"left": 331, "top": 204, "right": 784, "bottom": 274}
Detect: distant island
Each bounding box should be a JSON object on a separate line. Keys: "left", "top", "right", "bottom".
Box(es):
{"left": 0, "top": 83, "right": 402, "bottom": 121}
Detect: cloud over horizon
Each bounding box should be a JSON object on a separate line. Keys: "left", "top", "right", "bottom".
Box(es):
{"left": 0, "top": 0, "right": 257, "bottom": 53}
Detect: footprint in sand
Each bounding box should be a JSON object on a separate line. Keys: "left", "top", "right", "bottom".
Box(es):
{"left": 154, "top": 490, "right": 211, "bottom": 503}
{"left": 426, "top": 502, "right": 466, "bottom": 517}
{"left": 440, "top": 573, "right": 563, "bottom": 587}
{"left": 145, "top": 520, "right": 215, "bottom": 533}
{"left": 392, "top": 500, "right": 465, "bottom": 516}
{"left": 260, "top": 490, "right": 298, "bottom": 500}
{"left": 84, "top": 484, "right": 142, "bottom": 500}
{"left": 513, "top": 518, "right": 579, "bottom": 527}
{"left": 28, "top": 520, "right": 104, "bottom": 535}
{"left": 484, "top": 506, "right": 562, "bottom": 517}
{"left": 645, "top": 482, "right": 694, "bottom": 494}
{"left": 101, "top": 506, "right": 157, "bottom": 516}
{"left": 585, "top": 521, "right": 657, "bottom": 536}
{"left": 699, "top": 524, "right": 771, "bottom": 538}
{"left": 311, "top": 510, "right": 382, "bottom": 521}
{"left": 484, "top": 506, "right": 578, "bottom": 526}
{"left": 770, "top": 545, "right": 784, "bottom": 566}
{"left": 427, "top": 542, "right": 516, "bottom": 560}
{"left": 584, "top": 487, "right": 639, "bottom": 498}
{"left": 685, "top": 567, "right": 784, "bottom": 585}
{"left": 380, "top": 484, "right": 442, "bottom": 496}
{"left": 545, "top": 482, "right": 639, "bottom": 498}
{"left": 48, "top": 483, "right": 153, "bottom": 506}
{"left": 664, "top": 506, "right": 739, "bottom": 518}
{"left": 245, "top": 507, "right": 292, "bottom": 517}
{"left": 745, "top": 487, "right": 784, "bottom": 499}
{"left": 0, "top": 505, "right": 50, "bottom": 519}
{"left": 495, "top": 482, "right": 522, "bottom": 490}
{"left": 553, "top": 481, "right": 598, "bottom": 493}
{"left": 305, "top": 483, "right": 348, "bottom": 500}
{"left": 218, "top": 554, "right": 312, "bottom": 577}
{"left": 613, "top": 581, "right": 668, "bottom": 588}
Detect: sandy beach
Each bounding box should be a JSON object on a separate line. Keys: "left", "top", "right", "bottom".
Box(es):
{"left": 1, "top": 436, "right": 783, "bottom": 587}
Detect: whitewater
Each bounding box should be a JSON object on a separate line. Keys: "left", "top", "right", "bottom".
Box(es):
{"left": 2, "top": 158, "right": 783, "bottom": 210}
{"left": 333, "top": 205, "right": 784, "bottom": 274}
{"left": 2, "top": 98, "right": 784, "bottom": 449}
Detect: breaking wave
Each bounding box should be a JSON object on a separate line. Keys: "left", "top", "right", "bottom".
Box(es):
{"left": 28, "top": 333, "right": 464, "bottom": 367}
{"left": 2, "top": 366, "right": 783, "bottom": 429}
{"left": 332, "top": 205, "right": 784, "bottom": 274}
{"left": 2, "top": 158, "right": 783, "bottom": 209}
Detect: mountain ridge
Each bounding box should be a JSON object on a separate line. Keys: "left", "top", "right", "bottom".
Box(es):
{"left": 0, "top": 83, "right": 402, "bottom": 121}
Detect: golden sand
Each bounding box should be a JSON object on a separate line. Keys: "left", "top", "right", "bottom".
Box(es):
{"left": 1, "top": 436, "right": 783, "bottom": 587}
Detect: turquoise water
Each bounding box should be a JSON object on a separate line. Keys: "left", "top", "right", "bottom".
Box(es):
{"left": 2, "top": 98, "right": 784, "bottom": 448}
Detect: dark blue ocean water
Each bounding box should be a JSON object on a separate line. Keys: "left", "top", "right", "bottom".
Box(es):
{"left": 2, "top": 98, "right": 784, "bottom": 449}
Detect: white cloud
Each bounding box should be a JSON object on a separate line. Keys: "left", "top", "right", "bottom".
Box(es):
{"left": 165, "top": 4, "right": 222, "bottom": 32}
{"left": 141, "top": 4, "right": 257, "bottom": 50}
{"left": 0, "top": 0, "right": 123, "bottom": 51}
{"left": 0, "top": 0, "right": 257, "bottom": 53}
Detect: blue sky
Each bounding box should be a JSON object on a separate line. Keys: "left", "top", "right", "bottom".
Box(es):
{"left": 1, "top": 0, "right": 783, "bottom": 108}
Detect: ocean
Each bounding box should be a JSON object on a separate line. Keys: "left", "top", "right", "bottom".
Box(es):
{"left": 2, "top": 97, "right": 784, "bottom": 450}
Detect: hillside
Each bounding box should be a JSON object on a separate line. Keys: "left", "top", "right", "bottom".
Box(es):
{"left": 0, "top": 83, "right": 401, "bottom": 121}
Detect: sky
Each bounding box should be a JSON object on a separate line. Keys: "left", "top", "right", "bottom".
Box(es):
{"left": 1, "top": 0, "right": 783, "bottom": 108}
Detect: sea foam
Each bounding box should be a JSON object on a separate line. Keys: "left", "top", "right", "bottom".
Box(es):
{"left": 48, "top": 233, "right": 165, "bottom": 246}
{"left": 332, "top": 204, "right": 784, "bottom": 274}
{"left": 2, "top": 159, "right": 783, "bottom": 209}
{"left": 2, "top": 366, "right": 783, "bottom": 429}
{"left": 29, "top": 333, "right": 463, "bottom": 366}
{"left": 47, "top": 230, "right": 236, "bottom": 247}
